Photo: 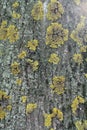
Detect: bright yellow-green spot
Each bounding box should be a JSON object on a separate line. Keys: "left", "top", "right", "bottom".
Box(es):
{"left": 48, "top": 53, "right": 60, "bottom": 64}
{"left": 12, "top": 11, "right": 21, "bottom": 19}
{"left": 0, "top": 21, "right": 19, "bottom": 42}
{"left": 52, "top": 108, "right": 58, "bottom": 116}
{"left": 44, "top": 108, "right": 63, "bottom": 128}
{"left": 50, "top": 128, "right": 54, "bottom": 130}
{"left": 46, "top": 23, "right": 68, "bottom": 48}
{"left": 26, "top": 103, "right": 37, "bottom": 114}
{"left": 75, "top": 121, "right": 84, "bottom": 130}
{"left": 70, "top": 16, "right": 86, "bottom": 46}
{"left": 0, "top": 90, "right": 10, "bottom": 100}
{"left": 0, "top": 21, "right": 8, "bottom": 41}
{"left": 43, "top": 113, "right": 52, "bottom": 128}
{"left": 57, "top": 109, "right": 63, "bottom": 121}
{"left": 0, "top": 107, "right": 6, "bottom": 120}
{"left": 16, "top": 78, "right": 22, "bottom": 85}
{"left": 7, "top": 24, "right": 19, "bottom": 43}
{"left": 75, "top": 120, "right": 87, "bottom": 130}
{"left": 73, "top": 53, "right": 83, "bottom": 64}
{"left": 31, "top": 1, "right": 44, "bottom": 20}
{"left": 84, "top": 74, "right": 87, "bottom": 78}
{"left": 84, "top": 120, "right": 87, "bottom": 129}
{"left": 71, "top": 96, "right": 85, "bottom": 115}
{"left": 11, "top": 61, "right": 20, "bottom": 75}
{"left": 74, "top": 0, "right": 80, "bottom": 5}
{"left": 47, "top": 0, "right": 64, "bottom": 21}
{"left": 52, "top": 108, "right": 63, "bottom": 121}
{"left": 0, "top": 90, "right": 11, "bottom": 119}
{"left": 21, "top": 96, "right": 27, "bottom": 103}
{"left": 80, "top": 45, "right": 87, "bottom": 52}
{"left": 26, "top": 59, "right": 39, "bottom": 71}
{"left": 1, "top": 21, "right": 7, "bottom": 26}
{"left": 6, "top": 105, "right": 12, "bottom": 111}
{"left": 12, "top": 1, "right": 19, "bottom": 8}
{"left": 26, "top": 39, "right": 39, "bottom": 51}
{"left": 50, "top": 76, "right": 65, "bottom": 95}
{"left": 18, "top": 51, "right": 27, "bottom": 59}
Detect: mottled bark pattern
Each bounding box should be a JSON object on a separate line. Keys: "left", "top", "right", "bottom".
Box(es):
{"left": 0, "top": 0, "right": 87, "bottom": 130}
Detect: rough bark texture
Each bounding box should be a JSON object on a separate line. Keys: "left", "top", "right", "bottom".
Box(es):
{"left": 0, "top": 0, "right": 87, "bottom": 130}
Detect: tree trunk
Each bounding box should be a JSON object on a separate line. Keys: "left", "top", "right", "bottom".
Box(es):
{"left": 0, "top": 0, "right": 87, "bottom": 130}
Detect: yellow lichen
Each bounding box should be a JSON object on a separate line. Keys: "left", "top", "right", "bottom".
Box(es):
{"left": 73, "top": 53, "right": 83, "bottom": 64}
{"left": 47, "top": 0, "right": 64, "bottom": 21}
{"left": 26, "top": 59, "right": 39, "bottom": 71}
{"left": 75, "top": 121, "right": 84, "bottom": 130}
{"left": 48, "top": 53, "right": 60, "bottom": 64}
{"left": 21, "top": 96, "right": 27, "bottom": 103}
{"left": 44, "top": 108, "right": 63, "bottom": 128}
{"left": 11, "top": 61, "right": 20, "bottom": 75}
{"left": 52, "top": 108, "right": 63, "bottom": 121}
{"left": 7, "top": 24, "right": 19, "bottom": 43}
{"left": 6, "top": 105, "right": 12, "bottom": 111}
{"left": 18, "top": 51, "right": 27, "bottom": 59}
{"left": 16, "top": 78, "right": 22, "bottom": 85}
{"left": 84, "top": 73, "right": 87, "bottom": 78}
{"left": 26, "top": 103, "right": 37, "bottom": 114}
{"left": 12, "top": 1, "right": 19, "bottom": 8}
{"left": 74, "top": 120, "right": 87, "bottom": 130}
{"left": 52, "top": 107, "right": 58, "bottom": 116}
{"left": 26, "top": 39, "right": 39, "bottom": 51}
{"left": 31, "top": 1, "right": 44, "bottom": 20}
{"left": 84, "top": 120, "right": 87, "bottom": 129}
{"left": 50, "top": 76, "right": 65, "bottom": 95}
{"left": 71, "top": 96, "right": 85, "bottom": 114}
{"left": 0, "top": 21, "right": 7, "bottom": 41}
{"left": 46, "top": 23, "right": 68, "bottom": 48}
{"left": 1, "top": 20, "right": 7, "bottom": 26}
{"left": 0, "top": 107, "right": 6, "bottom": 120}
{"left": 12, "top": 11, "right": 21, "bottom": 19}
{"left": 50, "top": 128, "right": 54, "bottom": 130}
{"left": 70, "top": 16, "right": 86, "bottom": 46}
{"left": 0, "top": 90, "right": 10, "bottom": 100}
{"left": 0, "top": 90, "right": 11, "bottom": 120}
{"left": 80, "top": 45, "right": 87, "bottom": 52}
{"left": 43, "top": 113, "right": 52, "bottom": 128}
{"left": 57, "top": 109, "right": 63, "bottom": 121}
{"left": 74, "top": 0, "right": 80, "bottom": 5}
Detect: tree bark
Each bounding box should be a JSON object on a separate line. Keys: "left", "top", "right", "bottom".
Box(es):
{"left": 0, "top": 0, "right": 87, "bottom": 130}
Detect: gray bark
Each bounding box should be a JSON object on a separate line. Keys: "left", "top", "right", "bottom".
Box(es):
{"left": 0, "top": 0, "right": 87, "bottom": 130}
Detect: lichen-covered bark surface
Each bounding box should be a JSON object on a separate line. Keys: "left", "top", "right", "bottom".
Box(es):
{"left": 0, "top": 0, "right": 87, "bottom": 130}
